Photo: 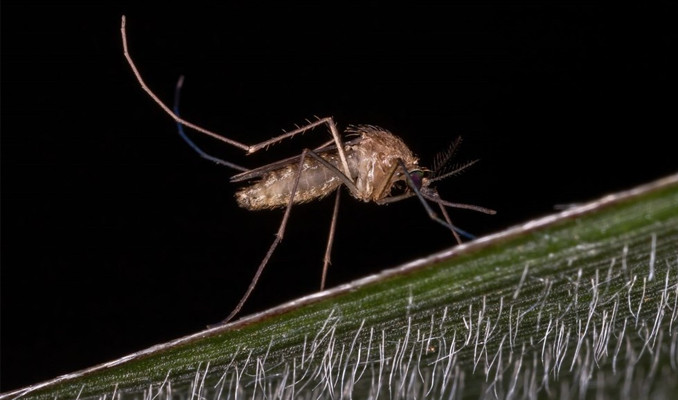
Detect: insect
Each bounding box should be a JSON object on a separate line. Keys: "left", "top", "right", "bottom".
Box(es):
{"left": 120, "top": 16, "right": 495, "bottom": 323}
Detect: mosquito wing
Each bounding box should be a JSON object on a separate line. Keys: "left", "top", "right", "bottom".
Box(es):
{"left": 230, "top": 137, "right": 362, "bottom": 183}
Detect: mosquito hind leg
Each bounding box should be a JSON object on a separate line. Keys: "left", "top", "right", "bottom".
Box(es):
{"left": 121, "top": 16, "right": 250, "bottom": 151}
{"left": 173, "top": 76, "right": 248, "bottom": 172}
{"left": 122, "top": 16, "right": 353, "bottom": 180}
{"left": 246, "top": 117, "right": 353, "bottom": 182}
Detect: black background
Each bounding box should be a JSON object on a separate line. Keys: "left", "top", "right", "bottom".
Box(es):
{"left": 2, "top": 1, "right": 676, "bottom": 392}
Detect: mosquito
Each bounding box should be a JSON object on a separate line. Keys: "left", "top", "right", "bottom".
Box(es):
{"left": 120, "top": 16, "right": 495, "bottom": 323}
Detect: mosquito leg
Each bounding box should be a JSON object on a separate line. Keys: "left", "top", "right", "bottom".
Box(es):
{"left": 224, "top": 148, "right": 356, "bottom": 322}
{"left": 397, "top": 159, "right": 456, "bottom": 232}
{"left": 121, "top": 16, "right": 250, "bottom": 151}
{"left": 223, "top": 147, "right": 352, "bottom": 322}
{"left": 376, "top": 191, "right": 475, "bottom": 240}
{"left": 122, "top": 16, "right": 353, "bottom": 180}
{"left": 221, "top": 148, "right": 313, "bottom": 323}
{"left": 437, "top": 201, "right": 463, "bottom": 244}
{"left": 375, "top": 160, "right": 493, "bottom": 240}
{"left": 321, "top": 189, "right": 341, "bottom": 290}
{"left": 173, "top": 76, "right": 248, "bottom": 172}
{"left": 378, "top": 159, "right": 463, "bottom": 236}
{"left": 302, "top": 150, "right": 360, "bottom": 195}
{"left": 246, "top": 117, "right": 353, "bottom": 181}
{"left": 372, "top": 162, "right": 400, "bottom": 201}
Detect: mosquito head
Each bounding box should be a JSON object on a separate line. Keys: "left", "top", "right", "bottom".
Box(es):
{"left": 409, "top": 169, "right": 425, "bottom": 190}
{"left": 391, "top": 166, "right": 431, "bottom": 196}
{"left": 409, "top": 169, "right": 439, "bottom": 194}
{"left": 417, "top": 171, "right": 440, "bottom": 199}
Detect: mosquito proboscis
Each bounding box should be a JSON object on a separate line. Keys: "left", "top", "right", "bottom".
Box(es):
{"left": 120, "top": 16, "right": 495, "bottom": 324}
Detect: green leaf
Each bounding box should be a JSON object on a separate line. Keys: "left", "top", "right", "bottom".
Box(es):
{"left": 5, "top": 173, "right": 678, "bottom": 400}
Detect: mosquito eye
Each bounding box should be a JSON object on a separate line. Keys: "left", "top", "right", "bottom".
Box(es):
{"left": 409, "top": 171, "right": 424, "bottom": 190}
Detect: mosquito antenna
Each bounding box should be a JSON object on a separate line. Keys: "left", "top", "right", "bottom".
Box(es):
{"left": 173, "top": 76, "right": 248, "bottom": 172}
{"left": 121, "top": 16, "right": 250, "bottom": 152}
{"left": 428, "top": 159, "right": 480, "bottom": 183}
{"left": 431, "top": 137, "right": 462, "bottom": 176}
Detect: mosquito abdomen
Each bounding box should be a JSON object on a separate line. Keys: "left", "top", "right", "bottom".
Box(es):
{"left": 236, "top": 153, "right": 347, "bottom": 210}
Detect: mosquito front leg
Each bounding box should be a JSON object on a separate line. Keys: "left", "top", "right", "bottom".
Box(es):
{"left": 435, "top": 200, "right": 463, "bottom": 244}
{"left": 377, "top": 159, "right": 463, "bottom": 239}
